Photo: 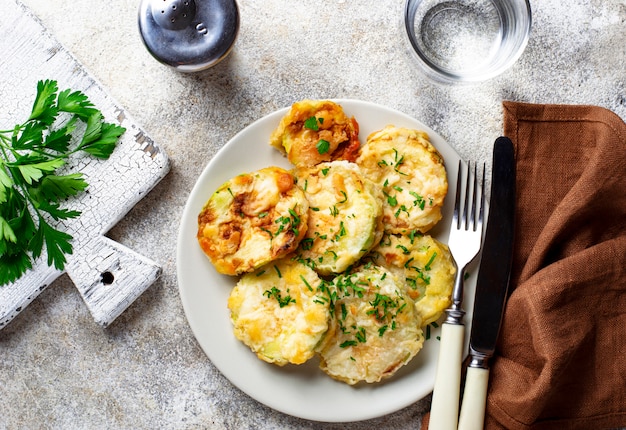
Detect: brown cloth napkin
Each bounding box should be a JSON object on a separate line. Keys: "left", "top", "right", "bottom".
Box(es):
{"left": 423, "top": 102, "right": 626, "bottom": 430}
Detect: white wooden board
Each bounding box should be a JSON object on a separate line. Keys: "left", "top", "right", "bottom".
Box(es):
{"left": 0, "top": 0, "right": 171, "bottom": 328}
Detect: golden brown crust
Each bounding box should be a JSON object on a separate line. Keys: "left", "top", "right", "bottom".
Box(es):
{"left": 269, "top": 100, "right": 360, "bottom": 167}
{"left": 228, "top": 257, "right": 330, "bottom": 366}
{"left": 293, "top": 161, "right": 383, "bottom": 275}
{"left": 356, "top": 125, "right": 448, "bottom": 233}
{"left": 368, "top": 232, "right": 456, "bottom": 326}
{"left": 197, "top": 167, "right": 309, "bottom": 275}
{"left": 317, "top": 265, "right": 424, "bottom": 385}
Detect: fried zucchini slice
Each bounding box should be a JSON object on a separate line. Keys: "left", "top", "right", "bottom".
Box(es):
{"left": 356, "top": 125, "right": 448, "bottom": 233}
{"left": 318, "top": 265, "right": 424, "bottom": 385}
{"left": 294, "top": 161, "right": 383, "bottom": 276}
{"left": 368, "top": 232, "right": 455, "bottom": 326}
{"left": 228, "top": 257, "right": 331, "bottom": 366}
{"left": 197, "top": 167, "right": 308, "bottom": 276}
{"left": 269, "top": 99, "right": 360, "bottom": 167}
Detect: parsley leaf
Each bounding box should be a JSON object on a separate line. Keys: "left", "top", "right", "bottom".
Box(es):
{"left": 263, "top": 286, "right": 295, "bottom": 308}
{"left": 17, "top": 159, "right": 65, "bottom": 185}
{"left": 81, "top": 121, "right": 126, "bottom": 159}
{"left": 304, "top": 116, "right": 320, "bottom": 131}
{"left": 0, "top": 80, "right": 125, "bottom": 285}
{"left": 28, "top": 79, "right": 58, "bottom": 124}
{"left": 316, "top": 139, "right": 330, "bottom": 154}
{"left": 39, "top": 174, "right": 88, "bottom": 201}
{"left": 57, "top": 88, "right": 98, "bottom": 118}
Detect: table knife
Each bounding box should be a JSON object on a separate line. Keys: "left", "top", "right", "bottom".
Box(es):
{"left": 458, "top": 136, "right": 516, "bottom": 430}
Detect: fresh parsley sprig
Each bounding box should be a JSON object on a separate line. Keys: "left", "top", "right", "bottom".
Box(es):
{"left": 0, "top": 79, "right": 125, "bottom": 285}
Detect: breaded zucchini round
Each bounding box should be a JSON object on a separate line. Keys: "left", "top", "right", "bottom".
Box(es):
{"left": 356, "top": 125, "right": 448, "bottom": 233}
{"left": 318, "top": 265, "right": 424, "bottom": 385}
{"left": 197, "top": 167, "right": 308, "bottom": 276}
{"left": 227, "top": 257, "right": 331, "bottom": 366}
{"left": 269, "top": 99, "right": 361, "bottom": 167}
{"left": 294, "top": 160, "right": 384, "bottom": 276}
{"left": 368, "top": 232, "right": 455, "bottom": 326}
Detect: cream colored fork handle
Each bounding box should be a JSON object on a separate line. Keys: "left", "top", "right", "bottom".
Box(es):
{"left": 428, "top": 323, "right": 465, "bottom": 430}
{"left": 458, "top": 366, "right": 490, "bottom": 430}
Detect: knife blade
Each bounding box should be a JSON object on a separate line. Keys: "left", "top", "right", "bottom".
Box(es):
{"left": 458, "top": 136, "right": 516, "bottom": 430}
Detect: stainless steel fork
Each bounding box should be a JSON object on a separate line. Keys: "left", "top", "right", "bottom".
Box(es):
{"left": 428, "top": 160, "right": 485, "bottom": 430}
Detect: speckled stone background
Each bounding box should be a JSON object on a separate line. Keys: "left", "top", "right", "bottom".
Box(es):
{"left": 1, "top": 0, "right": 624, "bottom": 429}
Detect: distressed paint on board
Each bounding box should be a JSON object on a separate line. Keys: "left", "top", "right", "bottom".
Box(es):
{"left": 0, "top": 0, "right": 171, "bottom": 328}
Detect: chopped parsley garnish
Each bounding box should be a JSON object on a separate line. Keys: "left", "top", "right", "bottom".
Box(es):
{"left": 273, "top": 264, "right": 282, "bottom": 278}
{"left": 396, "top": 244, "right": 410, "bottom": 255}
{"left": 316, "top": 139, "right": 330, "bottom": 154}
{"left": 263, "top": 286, "right": 295, "bottom": 307}
{"left": 304, "top": 116, "right": 320, "bottom": 131}
{"left": 404, "top": 256, "right": 432, "bottom": 285}
{"left": 355, "top": 327, "right": 367, "bottom": 343}
{"left": 425, "top": 251, "right": 437, "bottom": 271}
{"left": 332, "top": 221, "right": 347, "bottom": 242}
{"left": 299, "top": 274, "right": 313, "bottom": 291}
{"left": 367, "top": 293, "right": 405, "bottom": 323}
{"left": 340, "top": 340, "right": 357, "bottom": 348}
{"left": 425, "top": 321, "right": 440, "bottom": 341}
{"left": 383, "top": 191, "right": 398, "bottom": 207}
{"left": 378, "top": 325, "right": 389, "bottom": 336}
{"left": 300, "top": 237, "right": 314, "bottom": 250}
{"left": 273, "top": 205, "right": 302, "bottom": 237}
{"left": 409, "top": 191, "right": 426, "bottom": 210}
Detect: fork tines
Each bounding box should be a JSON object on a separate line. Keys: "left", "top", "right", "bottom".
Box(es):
{"left": 454, "top": 160, "right": 485, "bottom": 232}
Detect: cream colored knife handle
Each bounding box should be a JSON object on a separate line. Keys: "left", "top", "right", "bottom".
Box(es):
{"left": 428, "top": 323, "right": 465, "bottom": 430}
{"left": 458, "top": 366, "right": 490, "bottom": 430}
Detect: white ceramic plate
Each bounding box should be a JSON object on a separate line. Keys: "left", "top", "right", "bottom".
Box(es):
{"left": 177, "top": 100, "right": 477, "bottom": 422}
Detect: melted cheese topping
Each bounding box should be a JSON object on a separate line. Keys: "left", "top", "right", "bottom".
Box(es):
{"left": 318, "top": 265, "right": 424, "bottom": 385}
{"left": 294, "top": 161, "right": 383, "bottom": 275}
{"left": 228, "top": 257, "right": 331, "bottom": 366}
{"left": 197, "top": 167, "right": 309, "bottom": 275}
{"left": 356, "top": 125, "right": 448, "bottom": 233}
{"left": 369, "top": 233, "right": 456, "bottom": 326}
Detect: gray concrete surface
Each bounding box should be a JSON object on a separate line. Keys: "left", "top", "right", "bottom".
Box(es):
{"left": 1, "top": 0, "right": 624, "bottom": 428}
